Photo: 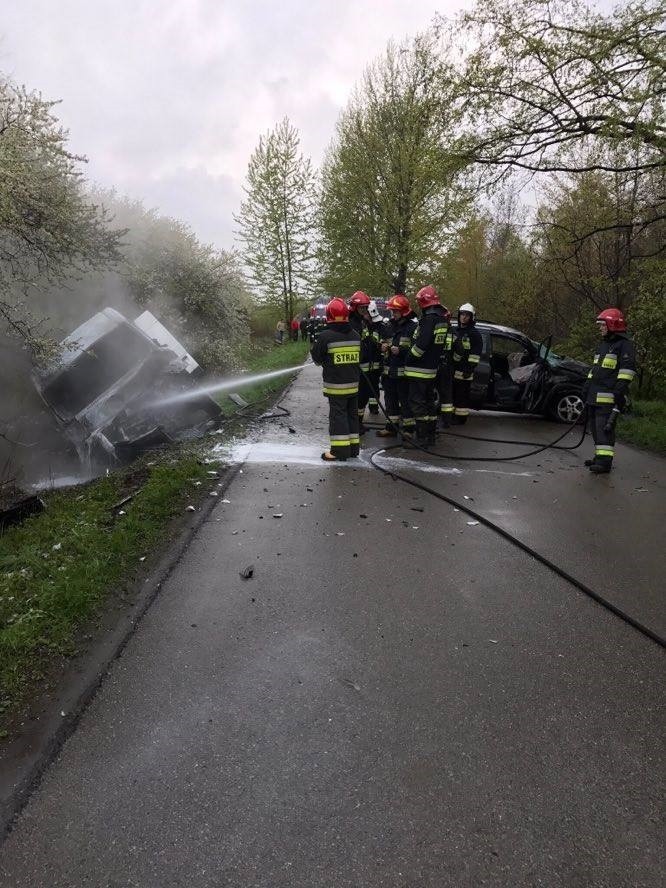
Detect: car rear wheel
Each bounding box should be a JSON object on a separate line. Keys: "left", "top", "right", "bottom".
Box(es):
{"left": 549, "top": 392, "right": 585, "bottom": 423}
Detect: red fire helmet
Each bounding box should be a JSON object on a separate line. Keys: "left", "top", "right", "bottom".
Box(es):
{"left": 415, "top": 285, "right": 441, "bottom": 309}
{"left": 596, "top": 308, "right": 626, "bottom": 333}
{"left": 386, "top": 294, "right": 411, "bottom": 316}
{"left": 349, "top": 290, "right": 371, "bottom": 309}
{"left": 326, "top": 297, "right": 350, "bottom": 323}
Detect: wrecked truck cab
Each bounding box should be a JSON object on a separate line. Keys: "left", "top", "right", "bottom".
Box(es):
{"left": 33, "top": 308, "right": 222, "bottom": 467}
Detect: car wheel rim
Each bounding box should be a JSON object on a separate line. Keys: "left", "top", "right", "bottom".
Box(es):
{"left": 558, "top": 394, "right": 583, "bottom": 422}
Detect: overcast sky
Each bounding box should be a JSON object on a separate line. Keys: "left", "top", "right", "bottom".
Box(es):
{"left": 1, "top": 1, "right": 472, "bottom": 251}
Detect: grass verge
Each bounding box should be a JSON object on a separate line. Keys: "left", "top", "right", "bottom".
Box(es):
{"left": 616, "top": 399, "right": 666, "bottom": 455}
{"left": 0, "top": 340, "right": 308, "bottom": 724}
{"left": 217, "top": 338, "right": 310, "bottom": 413}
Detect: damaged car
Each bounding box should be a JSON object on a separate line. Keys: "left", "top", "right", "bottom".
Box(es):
{"left": 464, "top": 322, "right": 591, "bottom": 422}
{"left": 33, "top": 308, "right": 222, "bottom": 467}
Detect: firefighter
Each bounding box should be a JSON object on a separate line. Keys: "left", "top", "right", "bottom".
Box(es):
{"left": 348, "top": 291, "right": 384, "bottom": 433}
{"left": 581, "top": 307, "right": 636, "bottom": 474}
{"left": 451, "top": 302, "right": 483, "bottom": 424}
{"left": 405, "top": 286, "right": 450, "bottom": 446}
{"left": 436, "top": 306, "right": 454, "bottom": 429}
{"left": 310, "top": 297, "right": 361, "bottom": 462}
{"left": 377, "top": 294, "right": 418, "bottom": 438}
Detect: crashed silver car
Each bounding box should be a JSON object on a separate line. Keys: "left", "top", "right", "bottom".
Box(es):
{"left": 33, "top": 308, "right": 222, "bottom": 466}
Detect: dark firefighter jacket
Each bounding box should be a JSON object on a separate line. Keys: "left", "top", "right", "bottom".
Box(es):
{"left": 584, "top": 332, "right": 637, "bottom": 407}
{"left": 383, "top": 313, "right": 419, "bottom": 378}
{"left": 348, "top": 312, "right": 383, "bottom": 372}
{"left": 310, "top": 322, "right": 361, "bottom": 396}
{"left": 452, "top": 322, "right": 483, "bottom": 381}
{"left": 404, "top": 306, "right": 450, "bottom": 380}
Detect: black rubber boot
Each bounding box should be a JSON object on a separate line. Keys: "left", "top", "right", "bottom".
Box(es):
{"left": 589, "top": 460, "right": 612, "bottom": 474}
{"left": 584, "top": 458, "right": 597, "bottom": 467}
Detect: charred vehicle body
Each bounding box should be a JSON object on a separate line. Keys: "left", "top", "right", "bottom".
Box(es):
{"left": 33, "top": 308, "right": 222, "bottom": 467}
{"left": 462, "top": 322, "right": 591, "bottom": 422}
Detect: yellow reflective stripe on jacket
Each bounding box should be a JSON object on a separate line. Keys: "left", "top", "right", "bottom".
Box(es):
{"left": 404, "top": 367, "right": 437, "bottom": 379}
{"left": 595, "top": 447, "right": 614, "bottom": 457}
{"left": 596, "top": 392, "right": 615, "bottom": 404}
{"left": 601, "top": 355, "right": 617, "bottom": 369}
{"left": 410, "top": 345, "right": 425, "bottom": 358}
{"left": 468, "top": 354, "right": 480, "bottom": 363}
{"left": 617, "top": 369, "right": 636, "bottom": 381}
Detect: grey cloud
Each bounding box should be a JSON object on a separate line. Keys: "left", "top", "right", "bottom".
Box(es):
{"left": 2, "top": 0, "right": 452, "bottom": 250}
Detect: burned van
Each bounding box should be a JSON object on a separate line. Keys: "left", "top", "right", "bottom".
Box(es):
{"left": 33, "top": 308, "right": 221, "bottom": 467}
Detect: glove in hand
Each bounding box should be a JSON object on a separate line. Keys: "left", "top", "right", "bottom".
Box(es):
{"left": 367, "top": 300, "right": 381, "bottom": 320}
{"left": 614, "top": 391, "right": 626, "bottom": 412}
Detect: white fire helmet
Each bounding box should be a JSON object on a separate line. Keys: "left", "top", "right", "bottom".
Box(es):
{"left": 458, "top": 302, "right": 475, "bottom": 318}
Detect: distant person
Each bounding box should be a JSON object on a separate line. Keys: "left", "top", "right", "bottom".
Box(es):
{"left": 299, "top": 316, "right": 308, "bottom": 341}
{"left": 310, "top": 298, "right": 361, "bottom": 461}
{"left": 274, "top": 319, "right": 286, "bottom": 345}
{"left": 581, "top": 308, "right": 636, "bottom": 474}
{"left": 290, "top": 317, "right": 300, "bottom": 341}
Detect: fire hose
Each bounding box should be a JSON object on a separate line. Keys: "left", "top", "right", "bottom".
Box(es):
{"left": 359, "top": 367, "right": 665, "bottom": 650}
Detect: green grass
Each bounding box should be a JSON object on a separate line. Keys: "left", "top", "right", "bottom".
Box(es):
{"left": 0, "top": 455, "right": 209, "bottom": 712}
{"left": 0, "top": 339, "right": 310, "bottom": 718}
{"left": 217, "top": 338, "right": 309, "bottom": 413}
{"left": 616, "top": 399, "right": 666, "bottom": 455}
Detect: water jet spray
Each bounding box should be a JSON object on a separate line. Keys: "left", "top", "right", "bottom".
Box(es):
{"left": 150, "top": 364, "right": 305, "bottom": 408}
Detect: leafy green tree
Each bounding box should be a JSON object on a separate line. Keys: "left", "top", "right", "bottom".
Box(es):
{"left": 0, "top": 77, "right": 122, "bottom": 361}
{"left": 235, "top": 118, "right": 317, "bottom": 324}
{"left": 95, "top": 191, "right": 251, "bottom": 372}
{"left": 443, "top": 0, "right": 666, "bottom": 178}
{"left": 318, "top": 34, "right": 470, "bottom": 298}
{"left": 629, "top": 261, "right": 666, "bottom": 396}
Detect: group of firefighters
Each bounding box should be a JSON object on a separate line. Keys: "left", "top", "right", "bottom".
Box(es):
{"left": 310, "top": 287, "right": 636, "bottom": 474}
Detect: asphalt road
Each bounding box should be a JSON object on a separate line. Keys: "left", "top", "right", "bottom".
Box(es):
{"left": 1, "top": 362, "right": 664, "bottom": 888}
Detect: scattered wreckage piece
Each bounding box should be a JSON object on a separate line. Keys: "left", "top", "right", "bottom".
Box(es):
{"left": 0, "top": 495, "right": 45, "bottom": 532}
{"left": 33, "top": 308, "right": 222, "bottom": 470}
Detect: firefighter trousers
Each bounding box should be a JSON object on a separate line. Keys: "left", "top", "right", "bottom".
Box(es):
{"left": 358, "top": 369, "right": 381, "bottom": 418}
{"left": 327, "top": 393, "right": 360, "bottom": 459}
{"left": 408, "top": 377, "right": 437, "bottom": 442}
{"left": 589, "top": 405, "right": 615, "bottom": 466}
{"left": 452, "top": 377, "right": 472, "bottom": 423}
{"left": 437, "top": 364, "right": 454, "bottom": 422}
{"left": 383, "top": 376, "right": 413, "bottom": 430}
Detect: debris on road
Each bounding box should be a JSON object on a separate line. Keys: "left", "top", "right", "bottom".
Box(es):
{"left": 239, "top": 565, "right": 254, "bottom": 579}
{"left": 185, "top": 505, "right": 196, "bottom": 512}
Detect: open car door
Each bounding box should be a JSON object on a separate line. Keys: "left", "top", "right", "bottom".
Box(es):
{"left": 521, "top": 335, "right": 552, "bottom": 413}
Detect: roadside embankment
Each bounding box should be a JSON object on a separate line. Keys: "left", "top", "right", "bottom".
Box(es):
{"left": 0, "top": 339, "right": 309, "bottom": 732}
